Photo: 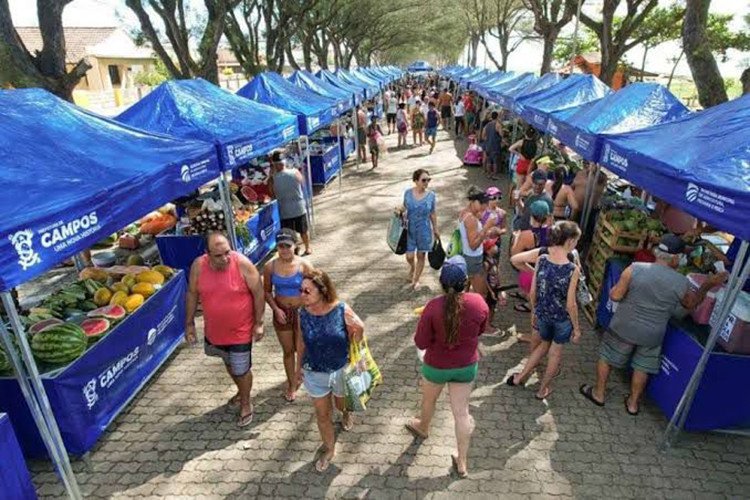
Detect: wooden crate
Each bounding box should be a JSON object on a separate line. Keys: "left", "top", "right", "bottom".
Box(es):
{"left": 595, "top": 216, "right": 648, "bottom": 253}
{"left": 582, "top": 301, "right": 597, "bottom": 327}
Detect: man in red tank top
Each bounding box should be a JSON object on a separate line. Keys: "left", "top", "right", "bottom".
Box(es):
{"left": 185, "top": 232, "right": 265, "bottom": 427}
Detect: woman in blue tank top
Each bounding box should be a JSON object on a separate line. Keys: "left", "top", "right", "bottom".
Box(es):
{"left": 296, "top": 269, "right": 364, "bottom": 472}
{"left": 263, "top": 229, "right": 314, "bottom": 402}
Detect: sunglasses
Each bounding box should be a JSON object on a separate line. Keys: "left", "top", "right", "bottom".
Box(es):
{"left": 277, "top": 243, "right": 293, "bottom": 249}
{"left": 299, "top": 287, "right": 313, "bottom": 295}
{"left": 420, "top": 178, "right": 431, "bottom": 183}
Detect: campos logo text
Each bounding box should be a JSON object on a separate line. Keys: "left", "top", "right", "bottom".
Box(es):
{"left": 602, "top": 144, "right": 628, "bottom": 172}
{"left": 83, "top": 346, "right": 140, "bottom": 410}
{"left": 227, "top": 143, "right": 254, "bottom": 166}
{"left": 9, "top": 230, "right": 40, "bottom": 271}
{"left": 574, "top": 134, "right": 591, "bottom": 152}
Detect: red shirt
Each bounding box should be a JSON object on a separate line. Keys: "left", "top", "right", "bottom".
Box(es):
{"left": 414, "top": 293, "right": 488, "bottom": 369}
{"left": 197, "top": 252, "right": 254, "bottom": 345}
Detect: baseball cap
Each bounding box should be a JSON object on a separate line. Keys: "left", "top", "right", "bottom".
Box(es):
{"left": 531, "top": 170, "right": 548, "bottom": 184}
{"left": 483, "top": 238, "right": 499, "bottom": 252}
{"left": 440, "top": 256, "right": 468, "bottom": 287}
{"left": 529, "top": 200, "right": 551, "bottom": 217}
{"left": 658, "top": 234, "right": 686, "bottom": 255}
{"left": 536, "top": 156, "right": 553, "bottom": 166}
{"left": 276, "top": 229, "right": 297, "bottom": 246}
{"left": 485, "top": 186, "right": 502, "bottom": 199}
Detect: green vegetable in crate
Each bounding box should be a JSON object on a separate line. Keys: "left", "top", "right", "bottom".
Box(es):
{"left": 31, "top": 323, "right": 87, "bottom": 365}
{"left": 0, "top": 346, "right": 12, "bottom": 373}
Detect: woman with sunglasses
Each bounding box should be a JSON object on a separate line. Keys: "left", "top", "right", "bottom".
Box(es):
{"left": 295, "top": 269, "right": 365, "bottom": 472}
{"left": 459, "top": 186, "right": 498, "bottom": 296}
{"left": 403, "top": 169, "right": 439, "bottom": 290}
{"left": 263, "top": 229, "right": 314, "bottom": 402}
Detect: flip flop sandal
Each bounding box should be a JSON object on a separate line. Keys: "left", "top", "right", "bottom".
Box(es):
{"left": 624, "top": 395, "right": 640, "bottom": 416}
{"left": 451, "top": 454, "right": 468, "bottom": 479}
{"left": 535, "top": 387, "right": 553, "bottom": 400}
{"left": 579, "top": 384, "right": 605, "bottom": 407}
{"left": 404, "top": 422, "right": 428, "bottom": 440}
{"left": 315, "top": 452, "right": 335, "bottom": 472}
{"left": 506, "top": 374, "right": 522, "bottom": 387}
{"left": 513, "top": 303, "right": 531, "bottom": 313}
{"left": 237, "top": 410, "right": 254, "bottom": 427}
{"left": 508, "top": 291, "right": 526, "bottom": 301}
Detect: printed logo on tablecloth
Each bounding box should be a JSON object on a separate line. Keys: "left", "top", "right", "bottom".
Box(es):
{"left": 84, "top": 346, "right": 140, "bottom": 411}
{"left": 83, "top": 378, "right": 99, "bottom": 409}
{"left": 684, "top": 182, "right": 734, "bottom": 214}
{"left": 148, "top": 304, "right": 177, "bottom": 346}
{"left": 547, "top": 120, "right": 558, "bottom": 135}
{"left": 283, "top": 126, "right": 296, "bottom": 140}
{"left": 180, "top": 165, "right": 191, "bottom": 183}
{"left": 9, "top": 230, "right": 41, "bottom": 271}
{"left": 602, "top": 143, "right": 628, "bottom": 173}
{"left": 574, "top": 134, "right": 591, "bottom": 152}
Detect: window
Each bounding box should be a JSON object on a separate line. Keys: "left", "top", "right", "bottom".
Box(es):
{"left": 108, "top": 65, "right": 121, "bottom": 86}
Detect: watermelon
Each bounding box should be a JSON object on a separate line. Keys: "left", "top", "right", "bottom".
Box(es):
{"left": 31, "top": 323, "right": 87, "bottom": 365}
{"left": 241, "top": 185, "right": 259, "bottom": 203}
{"left": 87, "top": 304, "right": 127, "bottom": 321}
{"left": 80, "top": 318, "right": 110, "bottom": 343}
{"left": 28, "top": 318, "right": 64, "bottom": 336}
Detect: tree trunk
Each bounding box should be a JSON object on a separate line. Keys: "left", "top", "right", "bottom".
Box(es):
{"left": 667, "top": 48, "right": 684, "bottom": 89}
{"left": 540, "top": 31, "right": 557, "bottom": 74}
{"left": 682, "top": 0, "right": 727, "bottom": 108}
{"left": 640, "top": 46, "right": 649, "bottom": 82}
{"left": 481, "top": 35, "right": 503, "bottom": 70}
{"left": 469, "top": 34, "right": 480, "bottom": 66}
{"left": 302, "top": 36, "right": 312, "bottom": 71}
{"left": 286, "top": 42, "right": 300, "bottom": 71}
{"left": 741, "top": 68, "right": 750, "bottom": 96}
{"left": 598, "top": 58, "right": 618, "bottom": 87}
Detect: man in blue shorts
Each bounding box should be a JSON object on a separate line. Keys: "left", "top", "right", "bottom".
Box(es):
{"left": 425, "top": 102, "right": 439, "bottom": 154}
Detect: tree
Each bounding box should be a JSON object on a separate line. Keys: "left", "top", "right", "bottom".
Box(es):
{"left": 223, "top": 0, "right": 264, "bottom": 76}
{"left": 578, "top": 0, "right": 672, "bottom": 86}
{"left": 125, "top": 0, "right": 240, "bottom": 84}
{"left": 522, "top": 0, "right": 580, "bottom": 74}
{"left": 631, "top": 4, "right": 684, "bottom": 80}
{"left": 552, "top": 25, "right": 598, "bottom": 66}
{"left": 482, "top": 0, "right": 537, "bottom": 71}
{"left": 0, "top": 0, "right": 91, "bottom": 101}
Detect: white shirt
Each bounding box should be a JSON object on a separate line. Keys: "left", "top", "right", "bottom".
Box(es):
{"left": 388, "top": 97, "right": 398, "bottom": 113}
{"left": 454, "top": 101, "right": 465, "bottom": 117}
{"left": 420, "top": 103, "right": 429, "bottom": 117}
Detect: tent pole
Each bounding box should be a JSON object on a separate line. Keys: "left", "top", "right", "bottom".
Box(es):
{"left": 337, "top": 118, "right": 344, "bottom": 198}
{"left": 352, "top": 106, "right": 360, "bottom": 170}
{"left": 664, "top": 241, "right": 750, "bottom": 448}
{"left": 298, "top": 136, "right": 316, "bottom": 236}
{"left": 1, "top": 294, "right": 82, "bottom": 500}
{"left": 217, "top": 173, "right": 238, "bottom": 251}
{"left": 579, "top": 163, "right": 599, "bottom": 238}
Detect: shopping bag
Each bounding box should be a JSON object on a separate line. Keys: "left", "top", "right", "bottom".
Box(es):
{"left": 395, "top": 229, "right": 408, "bottom": 255}
{"left": 386, "top": 212, "right": 405, "bottom": 253}
{"left": 428, "top": 237, "right": 446, "bottom": 270}
{"left": 344, "top": 336, "right": 382, "bottom": 412}
{"left": 445, "top": 228, "right": 462, "bottom": 258}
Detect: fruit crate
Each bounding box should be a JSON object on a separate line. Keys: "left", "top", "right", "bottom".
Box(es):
{"left": 595, "top": 217, "right": 648, "bottom": 253}
{"left": 582, "top": 300, "right": 597, "bottom": 327}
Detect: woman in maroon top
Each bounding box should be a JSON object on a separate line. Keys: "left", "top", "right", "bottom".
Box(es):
{"left": 406, "top": 256, "right": 489, "bottom": 478}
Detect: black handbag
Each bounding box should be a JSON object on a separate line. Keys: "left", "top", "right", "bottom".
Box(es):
{"left": 428, "top": 238, "right": 446, "bottom": 269}
{"left": 395, "top": 226, "right": 408, "bottom": 255}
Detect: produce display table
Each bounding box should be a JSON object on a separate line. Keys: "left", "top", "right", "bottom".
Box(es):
{"left": 310, "top": 144, "right": 341, "bottom": 186}
{"left": 596, "top": 260, "right": 750, "bottom": 431}
{"left": 0, "top": 272, "right": 187, "bottom": 457}
{"left": 340, "top": 136, "right": 355, "bottom": 160}
{"left": 0, "top": 413, "right": 36, "bottom": 499}
{"left": 156, "top": 201, "right": 281, "bottom": 277}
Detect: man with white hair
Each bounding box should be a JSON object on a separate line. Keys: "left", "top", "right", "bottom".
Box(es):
{"left": 580, "top": 234, "right": 727, "bottom": 415}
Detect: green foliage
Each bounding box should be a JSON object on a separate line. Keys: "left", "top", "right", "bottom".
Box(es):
{"left": 633, "top": 4, "right": 685, "bottom": 49}
{"left": 552, "top": 26, "right": 599, "bottom": 65}
{"left": 705, "top": 13, "right": 750, "bottom": 62}
{"left": 133, "top": 59, "right": 170, "bottom": 87}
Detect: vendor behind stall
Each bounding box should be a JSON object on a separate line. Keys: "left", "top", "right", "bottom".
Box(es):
{"left": 579, "top": 234, "right": 728, "bottom": 415}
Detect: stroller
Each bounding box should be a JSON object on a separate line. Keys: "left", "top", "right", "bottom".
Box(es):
{"left": 462, "top": 134, "right": 483, "bottom": 167}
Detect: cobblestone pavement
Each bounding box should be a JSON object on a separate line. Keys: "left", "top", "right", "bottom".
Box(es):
{"left": 32, "top": 127, "right": 750, "bottom": 499}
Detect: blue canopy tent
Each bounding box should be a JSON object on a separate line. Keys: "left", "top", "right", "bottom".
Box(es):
{"left": 116, "top": 78, "right": 301, "bottom": 249}
{"left": 237, "top": 72, "right": 337, "bottom": 136}
{"left": 474, "top": 72, "right": 522, "bottom": 100}
{"left": 364, "top": 67, "right": 393, "bottom": 84}
{"left": 486, "top": 73, "right": 537, "bottom": 107}
{"left": 316, "top": 69, "right": 365, "bottom": 105}
{"left": 508, "top": 72, "right": 562, "bottom": 115}
{"left": 550, "top": 82, "right": 690, "bottom": 162}
{"left": 464, "top": 69, "right": 495, "bottom": 89}
{"left": 287, "top": 71, "right": 352, "bottom": 115}
{"left": 351, "top": 68, "right": 384, "bottom": 90}
{"left": 457, "top": 68, "right": 486, "bottom": 86}
{"left": 0, "top": 88, "right": 220, "bottom": 498}
{"left": 596, "top": 94, "right": 750, "bottom": 444}
{"left": 517, "top": 74, "right": 612, "bottom": 132}
{"left": 334, "top": 69, "right": 379, "bottom": 100}
{"left": 407, "top": 60, "right": 433, "bottom": 72}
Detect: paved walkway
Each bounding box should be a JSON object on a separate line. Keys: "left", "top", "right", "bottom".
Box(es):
{"left": 32, "top": 127, "right": 750, "bottom": 499}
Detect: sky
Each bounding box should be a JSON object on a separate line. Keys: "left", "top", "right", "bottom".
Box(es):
{"left": 8, "top": 0, "right": 750, "bottom": 78}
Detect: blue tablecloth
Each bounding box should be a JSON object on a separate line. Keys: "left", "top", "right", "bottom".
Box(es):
{"left": 0, "top": 413, "right": 36, "bottom": 498}
{"left": 310, "top": 144, "right": 341, "bottom": 185}
{"left": 596, "top": 259, "right": 626, "bottom": 328}
{"left": 0, "top": 272, "right": 186, "bottom": 457}
{"left": 156, "top": 201, "right": 281, "bottom": 277}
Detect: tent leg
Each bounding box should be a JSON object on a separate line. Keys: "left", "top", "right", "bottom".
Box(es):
{"left": 337, "top": 124, "right": 344, "bottom": 198}
{"left": 301, "top": 137, "right": 316, "bottom": 237}
{"left": 352, "top": 106, "right": 360, "bottom": 170}
{"left": 579, "top": 163, "right": 600, "bottom": 239}
{"left": 663, "top": 242, "right": 750, "bottom": 448}
{"left": 218, "top": 174, "right": 238, "bottom": 251}
{"left": 1, "top": 294, "right": 82, "bottom": 500}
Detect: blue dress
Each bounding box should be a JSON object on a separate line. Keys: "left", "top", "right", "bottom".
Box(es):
{"left": 404, "top": 189, "right": 436, "bottom": 253}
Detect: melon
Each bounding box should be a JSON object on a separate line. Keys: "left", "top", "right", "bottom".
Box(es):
{"left": 93, "top": 288, "right": 113, "bottom": 306}
{"left": 131, "top": 282, "right": 155, "bottom": 298}
{"left": 29, "top": 318, "right": 64, "bottom": 336}
{"left": 109, "top": 290, "right": 129, "bottom": 307}
{"left": 87, "top": 304, "right": 127, "bottom": 321}
{"left": 80, "top": 318, "right": 110, "bottom": 343}
{"left": 31, "top": 323, "right": 87, "bottom": 365}
{"left": 137, "top": 270, "right": 165, "bottom": 286}
{"left": 241, "top": 185, "right": 259, "bottom": 202}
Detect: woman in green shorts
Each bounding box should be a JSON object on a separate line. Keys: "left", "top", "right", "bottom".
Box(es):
{"left": 406, "top": 256, "right": 489, "bottom": 478}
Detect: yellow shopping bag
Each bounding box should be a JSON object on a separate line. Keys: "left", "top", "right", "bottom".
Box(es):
{"left": 344, "top": 336, "right": 382, "bottom": 412}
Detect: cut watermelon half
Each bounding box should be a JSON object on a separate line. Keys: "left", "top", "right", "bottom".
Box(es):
{"left": 87, "top": 304, "right": 126, "bottom": 320}
{"left": 28, "top": 318, "right": 64, "bottom": 335}
{"left": 80, "top": 318, "right": 111, "bottom": 343}
{"left": 241, "top": 185, "right": 259, "bottom": 203}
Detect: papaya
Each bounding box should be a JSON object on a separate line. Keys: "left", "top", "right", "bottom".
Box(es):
{"left": 131, "top": 282, "right": 155, "bottom": 298}
{"left": 124, "top": 294, "right": 144, "bottom": 313}
{"left": 109, "top": 291, "right": 129, "bottom": 307}
{"left": 79, "top": 267, "right": 109, "bottom": 283}
{"left": 93, "top": 288, "right": 113, "bottom": 307}
{"left": 137, "top": 270, "right": 165, "bottom": 286}
{"left": 153, "top": 265, "right": 174, "bottom": 280}
{"left": 121, "top": 274, "right": 137, "bottom": 290}
{"left": 127, "top": 254, "right": 145, "bottom": 266}
{"left": 110, "top": 282, "right": 130, "bottom": 294}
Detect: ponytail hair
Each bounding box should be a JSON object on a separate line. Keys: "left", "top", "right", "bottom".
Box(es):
{"left": 442, "top": 284, "right": 465, "bottom": 345}
{"left": 551, "top": 167, "right": 566, "bottom": 199}
{"left": 549, "top": 220, "right": 582, "bottom": 247}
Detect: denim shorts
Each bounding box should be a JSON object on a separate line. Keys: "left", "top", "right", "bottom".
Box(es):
{"left": 537, "top": 318, "right": 572, "bottom": 344}
{"left": 425, "top": 126, "right": 437, "bottom": 138}
{"left": 463, "top": 254, "right": 483, "bottom": 276}
{"left": 303, "top": 366, "right": 346, "bottom": 399}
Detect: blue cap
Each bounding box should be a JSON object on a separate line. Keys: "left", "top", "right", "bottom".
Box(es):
{"left": 440, "top": 256, "right": 468, "bottom": 287}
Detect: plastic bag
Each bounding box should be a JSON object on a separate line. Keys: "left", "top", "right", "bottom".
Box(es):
{"left": 344, "top": 336, "right": 382, "bottom": 412}
{"left": 428, "top": 238, "right": 446, "bottom": 270}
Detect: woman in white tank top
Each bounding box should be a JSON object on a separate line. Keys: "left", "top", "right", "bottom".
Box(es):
{"left": 459, "top": 186, "right": 498, "bottom": 296}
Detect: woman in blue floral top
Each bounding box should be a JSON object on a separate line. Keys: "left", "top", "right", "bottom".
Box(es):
{"left": 506, "top": 221, "right": 582, "bottom": 400}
